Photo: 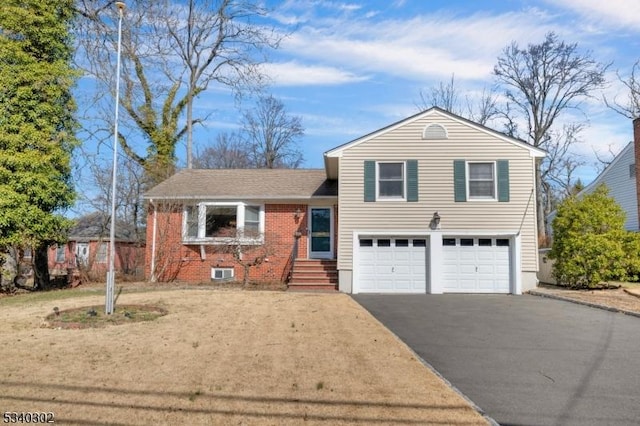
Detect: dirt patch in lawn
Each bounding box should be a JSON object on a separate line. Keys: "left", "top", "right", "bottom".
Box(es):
{"left": 43, "top": 304, "right": 168, "bottom": 329}
{"left": 0, "top": 289, "right": 488, "bottom": 425}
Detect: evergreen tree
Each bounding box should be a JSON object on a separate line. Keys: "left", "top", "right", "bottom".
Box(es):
{"left": 0, "top": 0, "right": 78, "bottom": 288}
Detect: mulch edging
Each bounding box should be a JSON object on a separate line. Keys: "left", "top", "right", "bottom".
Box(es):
{"left": 528, "top": 289, "right": 640, "bottom": 319}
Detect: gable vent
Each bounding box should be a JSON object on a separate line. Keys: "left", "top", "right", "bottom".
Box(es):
{"left": 423, "top": 123, "right": 448, "bottom": 140}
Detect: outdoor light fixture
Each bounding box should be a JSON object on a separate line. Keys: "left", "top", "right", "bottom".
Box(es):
{"left": 294, "top": 208, "right": 303, "bottom": 220}
{"left": 430, "top": 211, "right": 441, "bottom": 230}
{"left": 106, "top": 1, "right": 125, "bottom": 315}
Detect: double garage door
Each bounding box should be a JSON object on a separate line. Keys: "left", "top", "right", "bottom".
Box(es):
{"left": 355, "top": 236, "right": 511, "bottom": 293}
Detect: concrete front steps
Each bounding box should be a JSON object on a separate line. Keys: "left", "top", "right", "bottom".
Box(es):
{"left": 287, "top": 259, "right": 338, "bottom": 292}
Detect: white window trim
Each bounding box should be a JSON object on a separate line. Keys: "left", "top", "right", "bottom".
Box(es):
{"left": 467, "top": 161, "right": 497, "bottom": 201}
{"left": 376, "top": 161, "right": 406, "bottom": 201}
{"left": 55, "top": 245, "right": 66, "bottom": 263}
{"left": 183, "top": 202, "right": 265, "bottom": 245}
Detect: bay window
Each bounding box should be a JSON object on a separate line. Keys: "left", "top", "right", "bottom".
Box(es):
{"left": 183, "top": 203, "right": 264, "bottom": 243}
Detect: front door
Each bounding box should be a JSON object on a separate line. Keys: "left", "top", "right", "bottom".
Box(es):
{"left": 309, "top": 207, "right": 333, "bottom": 259}
{"left": 75, "top": 242, "right": 89, "bottom": 267}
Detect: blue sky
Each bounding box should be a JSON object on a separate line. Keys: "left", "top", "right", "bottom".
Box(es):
{"left": 80, "top": 0, "right": 640, "bottom": 188}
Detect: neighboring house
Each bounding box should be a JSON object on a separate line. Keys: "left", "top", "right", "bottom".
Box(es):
{"left": 570, "top": 117, "right": 640, "bottom": 231}
{"left": 145, "top": 107, "right": 545, "bottom": 294}
{"left": 48, "top": 212, "right": 145, "bottom": 278}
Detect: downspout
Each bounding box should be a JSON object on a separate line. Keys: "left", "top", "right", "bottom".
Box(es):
{"left": 150, "top": 198, "right": 157, "bottom": 282}
{"left": 517, "top": 188, "right": 535, "bottom": 237}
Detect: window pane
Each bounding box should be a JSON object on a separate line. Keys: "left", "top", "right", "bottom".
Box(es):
{"left": 469, "top": 163, "right": 493, "bottom": 179}
{"left": 379, "top": 163, "right": 403, "bottom": 179}
{"left": 469, "top": 181, "right": 495, "bottom": 197}
{"left": 185, "top": 206, "right": 198, "bottom": 238}
{"left": 443, "top": 238, "right": 456, "bottom": 246}
{"left": 378, "top": 163, "right": 404, "bottom": 198}
{"left": 379, "top": 181, "right": 404, "bottom": 197}
{"left": 377, "top": 239, "right": 391, "bottom": 247}
{"left": 479, "top": 238, "right": 492, "bottom": 246}
{"left": 245, "top": 206, "right": 260, "bottom": 235}
{"left": 395, "top": 239, "right": 409, "bottom": 247}
{"left": 206, "top": 206, "right": 237, "bottom": 237}
{"left": 413, "top": 239, "right": 427, "bottom": 247}
{"left": 97, "top": 242, "right": 108, "bottom": 263}
{"left": 460, "top": 238, "right": 474, "bottom": 246}
{"left": 360, "top": 239, "right": 373, "bottom": 247}
{"left": 56, "top": 246, "right": 65, "bottom": 263}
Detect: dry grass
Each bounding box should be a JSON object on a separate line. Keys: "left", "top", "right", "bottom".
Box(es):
{"left": 0, "top": 288, "right": 488, "bottom": 425}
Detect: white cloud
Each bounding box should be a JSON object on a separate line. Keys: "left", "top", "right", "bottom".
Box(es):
{"left": 276, "top": 8, "right": 557, "bottom": 84}
{"left": 261, "top": 61, "right": 370, "bottom": 86}
{"left": 548, "top": 0, "right": 640, "bottom": 30}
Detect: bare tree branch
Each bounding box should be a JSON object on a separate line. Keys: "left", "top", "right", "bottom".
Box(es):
{"left": 604, "top": 59, "right": 640, "bottom": 119}
{"left": 494, "top": 32, "right": 608, "bottom": 243}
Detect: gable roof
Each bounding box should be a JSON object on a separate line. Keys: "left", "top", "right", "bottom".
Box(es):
{"left": 69, "top": 212, "right": 138, "bottom": 242}
{"left": 578, "top": 141, "right": 634, "bottom": 195}
{"left": 323, "top": 107, "right": 546, "bottom": 179}
{"left": 144, "top": 168, "right": 337, "bottom": 200}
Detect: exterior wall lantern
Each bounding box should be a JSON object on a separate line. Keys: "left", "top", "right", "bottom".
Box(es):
{"left": 430, "top": 211, "right": 441, "bottom": 230}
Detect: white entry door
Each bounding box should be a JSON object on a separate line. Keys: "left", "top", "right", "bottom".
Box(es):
{"left": 75, "top": 242, "right": 90, "bottom": 267}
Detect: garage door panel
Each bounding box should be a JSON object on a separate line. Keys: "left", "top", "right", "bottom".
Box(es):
{"left": 356, "top": 236, "right": 427, "bottom": 293}
{"left": 442, "top": 237, "right": 511, "bottom": 293}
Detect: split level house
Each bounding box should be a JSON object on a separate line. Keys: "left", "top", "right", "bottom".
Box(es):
{"left": 144, "top": 107, "right": 546, "bottom": 294}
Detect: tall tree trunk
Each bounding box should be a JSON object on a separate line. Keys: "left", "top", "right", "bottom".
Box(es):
{"left": 33, "top": 242, "right": 51, "bottom": 290}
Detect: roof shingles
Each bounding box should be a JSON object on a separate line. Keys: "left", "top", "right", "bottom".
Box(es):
{"left": 144, "top": 169, "right": 337, "bottom": 200}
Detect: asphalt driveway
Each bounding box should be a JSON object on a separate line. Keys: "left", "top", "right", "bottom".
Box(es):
{"left": 353, "top": 294, "right": 640, "bottom": 426}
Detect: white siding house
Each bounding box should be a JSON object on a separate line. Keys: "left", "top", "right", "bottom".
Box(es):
{"left": 325, "top": 107, "right": 545, "bottom": 294}
{"left": 578, "top": 142, "right": 638, "bottom": 231}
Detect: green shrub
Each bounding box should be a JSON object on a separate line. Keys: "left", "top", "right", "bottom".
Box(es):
{"left": 549, "top": 185, "right": 631, "bottom": 288}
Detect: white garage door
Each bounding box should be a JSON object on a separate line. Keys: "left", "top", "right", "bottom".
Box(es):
{"left": 442, "top": 237, "right": 511, "bottom": 293}
{"left": 356, "top": 237, "right": 428, "bottom": 293}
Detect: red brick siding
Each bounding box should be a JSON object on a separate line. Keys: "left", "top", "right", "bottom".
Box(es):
{"left": 48, "top": 241, "right": 144, "bottom": 276}
{"left": 145, "top": 203, "right": 326, "bottom": 284}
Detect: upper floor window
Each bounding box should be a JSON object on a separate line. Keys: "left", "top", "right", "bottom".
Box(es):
{"left": 454, "top": 159, "right": 509, "bottom": 202}
{"left": 183, "top": 203, "right": 264, "bottom": 244}
{"left": 468, "top": 162, "right": 496, "bottom": 199}
{"left": 378, "top": 162, "right": 405, "bottom": 199}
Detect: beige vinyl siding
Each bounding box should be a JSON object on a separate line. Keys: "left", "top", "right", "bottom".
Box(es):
{"left": 337, "top": 112, "right": 539, "bottom": 273}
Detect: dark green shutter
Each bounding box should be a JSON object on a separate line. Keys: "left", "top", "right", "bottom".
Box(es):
{"left": 406, "top": 160, "right": 418, "bottom": 202}
{"left": 497, "top": 160, "right": 510, "bottom": 202}
{"left": 453, "top": 160, "right": 466, "bottom": 202}
{"left": 364, "top": 160, "right": 376, "bottom": 202}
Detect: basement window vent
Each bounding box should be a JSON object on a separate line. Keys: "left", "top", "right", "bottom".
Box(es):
{"left": 423, "top": 123, "right": 448, "bottom": 140}
{"left": 212, "top": 268, "right": 234, "bottom": 281}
